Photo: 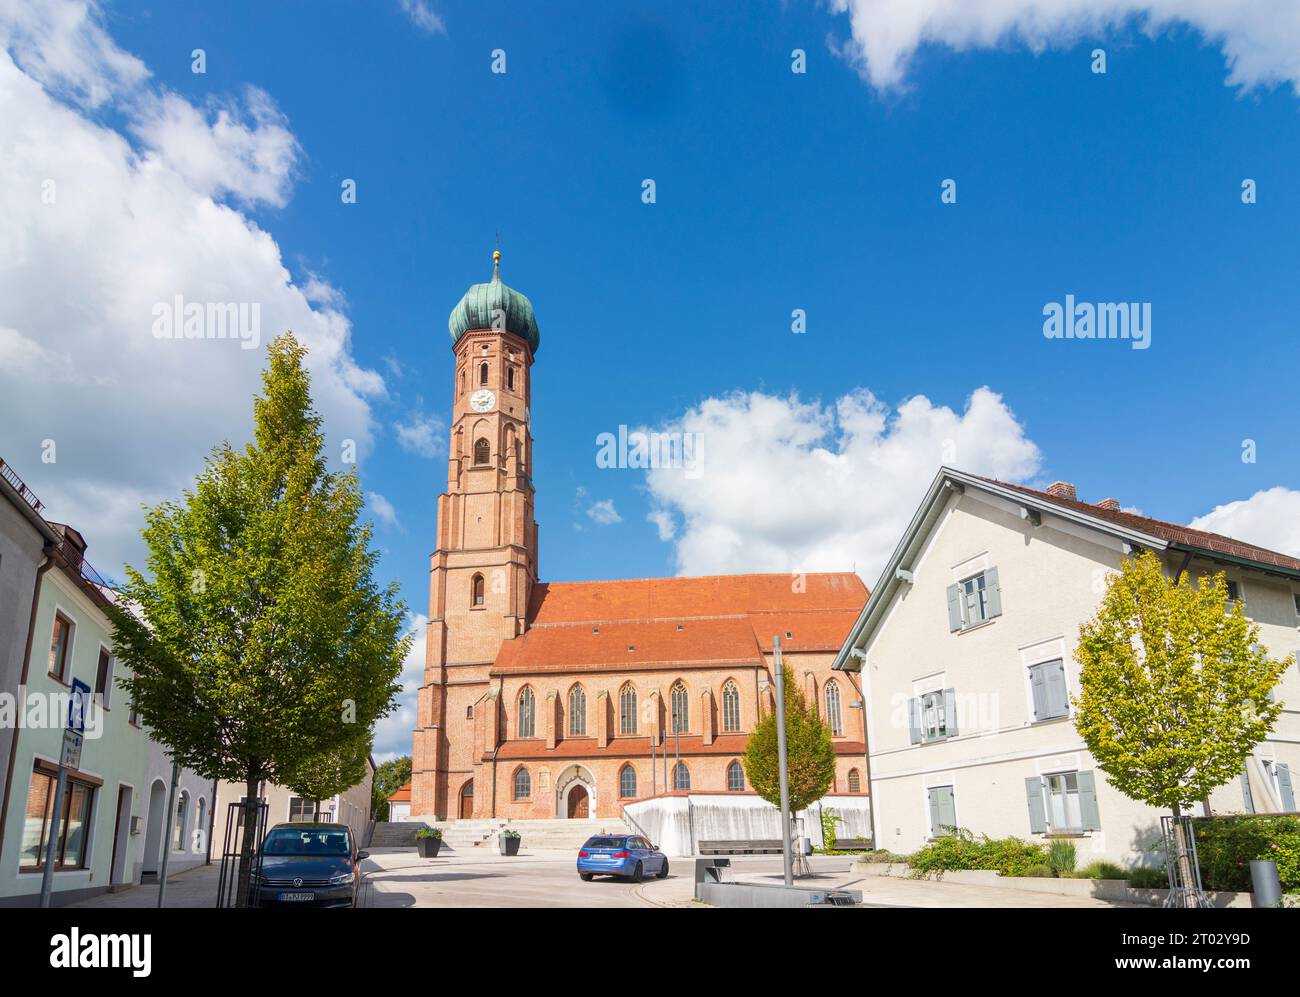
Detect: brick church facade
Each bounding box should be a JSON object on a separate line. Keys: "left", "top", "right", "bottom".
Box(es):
{"left": 410, "top": 255, "right": 870, "bottom": 821}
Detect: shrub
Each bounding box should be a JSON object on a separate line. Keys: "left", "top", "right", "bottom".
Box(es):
{"left": 1021, "top": 864, "right": 1053, "bottom": 879}
{"left": 500, "top": 828, "right": 521, "bottom": 839}
{"left": 1048, "top": 840, "right": 1077, "bottom": 878}
{"left": 1193, "top": 815, "right": 1300, "bottom": 892}
{"left": 1126, "top": 866, "right": 1169, "bottom": 889}
{"left": 907, "top": 828, "right": 1049, "bottom": 879}
{"left": 857, "top": 849, "right": 907, "bottom": 864}
{"left": 415, "top": 828, "right": 442, "bottom": 839}
{"left": 1073, "top": 860, "right": 1126, "bottom": 880}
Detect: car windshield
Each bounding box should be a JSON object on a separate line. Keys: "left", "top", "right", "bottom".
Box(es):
{"left": 583, "top": 836, "right": 626, "bottom": 848}
{"left": 262, "top": 828, "right": 351, "bottom": 856}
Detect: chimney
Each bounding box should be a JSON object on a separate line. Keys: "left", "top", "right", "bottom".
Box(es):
{"left": 1046, "top": 481, "right": 1077, "bottom": 501}
{"left": 1095, "top": 498, "right": 1121, "bottom": 511}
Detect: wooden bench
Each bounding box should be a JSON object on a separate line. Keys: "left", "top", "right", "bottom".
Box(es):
{"left": 832, "top": 837, "right": 873, "bottom": 852}
{"left": 698, "top": 839, "right": 785, "bottom": 855}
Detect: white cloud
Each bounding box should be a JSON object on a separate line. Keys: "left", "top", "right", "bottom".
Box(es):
{"left": 586, "top": 498, "right": 622, "bottom": 525}
{"left": 0, "top": 0, "right": 147, "bottom": 107}
{"left": 0, "top": 3, "right": 384, "bottom": 573}
{"left": 643, "top": 386, "right": 1042, "bottom": 583}
{"left": 371, "top": 612, "right": 425, "bottom": 762}
{"left": 1189, "top": 486, "right": 1300, "bottom": 557}
{"left": 828, "top": 0, "right": 1300, "bottom": 95}
{"left": 394, "top": 409, "right": 445, "bottom": 458}
{"left": 399, "top": 0, "right": 446, "bottom": 35}
{"left": 647, "top": 508, "right": 675, "bottom": 541}
{"left": 129, "top": 86, "right": 301, "bottom": 208}
{"left": 366, "top": 490, "right": 399, "bottom": 529}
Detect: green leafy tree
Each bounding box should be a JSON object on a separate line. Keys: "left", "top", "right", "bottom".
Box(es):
{"left": 372, "top": 755, "right": 413, "bottom": 820}
{"left": 108, "top": 334, "right": 409, "bottom": 904}
{"left": 743, "top": 666, "right": 836, "bottom": 817}
{"left": 1073, "top": 551, "right": 1291, "bottom": 897}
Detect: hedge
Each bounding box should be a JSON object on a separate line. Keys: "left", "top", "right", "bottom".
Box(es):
{"left": 1192, "top": 814, "right": 1300, "bottom": 892}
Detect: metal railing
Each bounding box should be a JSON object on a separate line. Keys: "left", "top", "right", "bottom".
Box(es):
{"left": 0, "top": 457, "right": 45, "bottom": 515}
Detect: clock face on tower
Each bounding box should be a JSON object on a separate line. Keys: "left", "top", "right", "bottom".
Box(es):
{"left": 469, "top": 389, "right": 496, "bottom": 413}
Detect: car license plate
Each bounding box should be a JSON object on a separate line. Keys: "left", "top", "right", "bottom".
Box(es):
{"left": 277, "top": 892, "right": 314, "bottom": 902}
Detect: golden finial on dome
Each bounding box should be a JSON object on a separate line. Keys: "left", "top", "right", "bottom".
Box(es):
{"left": 492, "top": 249, "right": 501, "bottom": 279}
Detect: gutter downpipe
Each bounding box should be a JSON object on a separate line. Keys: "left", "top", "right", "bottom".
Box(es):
{"left": 490, "top": 673, "right": 504, "bottom": 818}
{"left": 843, "top": 667, "right": 876, "bottom": 849}
{"left": 0, "top": 552, "right": 54, "bottom": 862}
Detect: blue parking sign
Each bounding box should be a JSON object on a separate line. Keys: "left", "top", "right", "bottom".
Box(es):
{"left": 67, "top": 678, "right": 90, "bottom": 733}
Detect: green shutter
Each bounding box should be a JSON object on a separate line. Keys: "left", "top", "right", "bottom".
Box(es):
{"left": 1024, "top": 777, "right": 1047, "bottom": 833}
{"left": 1029, "top": 664, "right": 1048, "bottom": 720}
{"left": 1045, "top": 660, "right": 1069, "bottom": 718}
{"left": 985, "top": 567, "right": 1003, "bottom": 617}
{"left": 943, "top": 688, "right": 958, "bottom": 737}
{"left": 946, "top": 584, "right": 962, "bottom": 631}
{"left": 1077, "top": 770, "right": 1101, "bottom": 830}
{"left": 929, "top": 786, "right": 956, "bottom": 836}
{"left": 908, "top": 697, "right": 922, "bottom": 744}
{"left": 1277, "top": 763, "right": 1296, "bottom": 811}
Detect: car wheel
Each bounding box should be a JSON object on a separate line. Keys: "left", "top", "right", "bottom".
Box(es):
{"left": 579, "top": 873, "right": 593, "bottom": 882}
{"left": 657, "top": 859, "right": 669, "bottom": 879}
{"left": 630, "top": 861, "right": 643, "bottom": 883}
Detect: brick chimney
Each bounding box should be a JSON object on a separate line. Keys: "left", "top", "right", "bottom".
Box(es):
{"left": 1046, "top": 481, "right": 1077, "bottom": 501}
{"left": 1095, "top": 498, "right": 1121, "bottom": 511}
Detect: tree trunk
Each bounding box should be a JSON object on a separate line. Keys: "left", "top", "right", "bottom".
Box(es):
{"left": 234, "top": 772, "right": 260, "bottom": 908}
{"left": 1170, "top": 802, "right": 1198, "bottom": 909}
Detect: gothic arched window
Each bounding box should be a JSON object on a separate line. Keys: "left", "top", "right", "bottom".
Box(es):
{"left": 847, "top": 768, "right": 862, "bottom": 793}
{"left": 479, "top": 362, "right": 489, "bottom": 385}
{"left": 513, "top": 767, "right": 531, "bottom": 799}
{"left": 568, "top": 685, "right": 586, "bottom": 736}
{"left": 726, "top": 760, "right": 745, "bottom": 792}
{"left": 518, "top": 687, "right": 535, "bottom": 738}
{"left": 672, "top": 762, "right": 691, "bottom": 791}
{"left": 619, "top": 684, "right": 637, "bottom": 735}
{"left": 670, "top": 681, "right": 688, "bottom": 734}
{"left": 471, "top": 573, "right": 485, "bottom": 607}
{"left": 619, "top": 764, "right": 637, "bottom": 799}
{"left": 721, "top": 680, "right": 741, "bottom": 733}
{"left": 507, "top": 366, "right": 516, "bottom": 390}
{"left": 825, "top": 680, "right": 844, "bottom": 736}
{"left": 473, "top": 437, "right": 490, "bottom": 465}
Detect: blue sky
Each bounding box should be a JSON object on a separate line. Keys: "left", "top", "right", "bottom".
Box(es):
{"left": 4, "top": 2, "right": 1300, "bottom": 757}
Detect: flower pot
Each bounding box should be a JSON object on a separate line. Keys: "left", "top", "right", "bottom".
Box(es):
{"left": 417, "top": 837, "right": 441, "bottom": 858}
{"left": 499, "top": 835, "right": 521, "bottom": 856}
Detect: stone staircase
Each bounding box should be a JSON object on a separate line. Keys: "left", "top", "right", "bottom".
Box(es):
{"left": 405, "top": 817, "right": 630, "bottom": 853}
{"left": 368, "top": 821, "right": 428, "bottom": 848}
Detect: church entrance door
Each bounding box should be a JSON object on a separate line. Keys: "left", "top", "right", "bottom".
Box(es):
{"left": 567, "top": 785, "right": 589, "bottom": 819}
{"left": 459, "top": 779, "right": 473, "bottom": 819}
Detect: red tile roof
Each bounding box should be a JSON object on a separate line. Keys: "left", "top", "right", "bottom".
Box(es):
{"left": 982, "top": 477, "right": 1300, "bottom": 574}
{"left": 387, "top": 782, "right": 412, "bottom": 803}
{"left": 492, "top": 573, "right": 869, "bottom": 675}
{"left": 526, "top": 572, "right": 866, "bottom": 626}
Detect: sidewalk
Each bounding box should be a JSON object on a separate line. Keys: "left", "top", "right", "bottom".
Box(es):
{"left": 70, "top": 862, "right": 222, "bottom": 908}
{"left": 635, "top": 854, "right": 1138, "bottom": 908}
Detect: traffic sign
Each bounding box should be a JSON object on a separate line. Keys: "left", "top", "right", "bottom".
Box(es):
{"left": 60, "top": 729, "right": 83, "bottom": 769}
{"left": 67, "top": 678, "right": 90, "bottom": 734}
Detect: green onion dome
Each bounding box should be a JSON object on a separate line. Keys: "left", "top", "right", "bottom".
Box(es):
{"left": 448, "top": 251, "right": 540, "bottom": 353}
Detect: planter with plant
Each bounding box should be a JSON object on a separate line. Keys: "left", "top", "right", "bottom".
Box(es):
{"left": 499, "top": 829, "right": 521, "bottom": 856}
{"left": 416, "top": 828, "right": 442, "bottom": 858}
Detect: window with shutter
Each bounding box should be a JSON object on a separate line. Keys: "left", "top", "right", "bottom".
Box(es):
{"left": 1028, "top": 659, "right": 1068, "bottom": 721}
{"left": 1024, "top": 777, "right": 1047, "bottom": 833}
{"left": 1240, "top": 769, "right": 1255, "bottom": 814}
{"left": 949, "top": 568, "right": 1003, "bottom": 630}
{"left": 927, "top": 785, "right": 956, "bottom": 837}
{"left": 1276, "top": 763, "right": 1296, "bottom": 811}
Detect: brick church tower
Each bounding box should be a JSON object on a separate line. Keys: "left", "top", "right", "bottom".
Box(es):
{"left": 411, "top": 251, "right": 540, "bottom": 819}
